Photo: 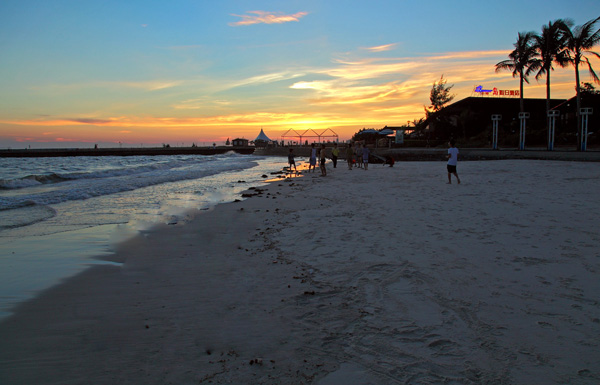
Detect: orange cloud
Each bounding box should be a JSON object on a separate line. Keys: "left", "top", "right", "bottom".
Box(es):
{"left": 229, "top": 11, "right": 308, "bottom": 26}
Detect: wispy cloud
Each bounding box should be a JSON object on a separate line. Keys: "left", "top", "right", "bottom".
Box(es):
{"left": 65, "top": 118, "right": 114, "bottom": 125}
{"left": 230, "top": 71, "right": 306, "bottom": 88}
{"left": 363, "top": 43, "right": 398, "bottom": 52}
{"left": 172, "top": 97, "right": 233, "bottom": 110}
{"left": 1, "top": 113, "right": 307, "bottom": 128}
{"left": 229, "top": 11, "right": 308, "bottom": 26}
{"left": 30, "top": 80, "right": 182, "bottom": 93}
{"left": 287, "top": 49, "right": 523, "bottom": 109}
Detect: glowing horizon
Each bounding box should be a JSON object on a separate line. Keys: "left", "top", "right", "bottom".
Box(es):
{"left": 1, "top": 1, "right": 599, "bottom": 148}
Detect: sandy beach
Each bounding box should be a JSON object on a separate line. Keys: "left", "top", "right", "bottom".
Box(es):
{"left": 1, "top": 159, "right": 599, "bottom": 384}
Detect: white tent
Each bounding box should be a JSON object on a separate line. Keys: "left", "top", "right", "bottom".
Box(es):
{"left": 254, "top": 129, "right": 272, "bottom": 142}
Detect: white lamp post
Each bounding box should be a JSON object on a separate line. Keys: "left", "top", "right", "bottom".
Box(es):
{"left": 518, "top": 112, "right": 530, "bottom": 150}
{"left": 547, "top": 110, "right": 560, "bottom": 151}
{"left": 580, "top": 108, "right": 593, "bottom": 151}
{"left": 491, "top": 115, "right": 502, "bottom": 150}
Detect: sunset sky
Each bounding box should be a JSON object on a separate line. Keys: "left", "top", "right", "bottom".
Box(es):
{"left": 1, "top": 0, "right": 599, "bottom": 148}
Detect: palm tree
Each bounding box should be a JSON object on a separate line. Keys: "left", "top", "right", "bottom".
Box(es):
{"left": 532, "top": 19, "right": 572, "bottom": 149}
{"left": 561, "top": 17, "right": 600, "bottom": 150}
{"left": 495, "top": 31, "right": 539, "bottom": 113}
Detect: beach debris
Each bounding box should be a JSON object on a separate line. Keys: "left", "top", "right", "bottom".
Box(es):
{"left": 261, "top": 174, "right": 268, "bottom": 178}
{"left": 249, "top": 358, "right": 263, "bottom": 365}
{"left": 241, "top": 187, "right": 266, "bottom": 197}
{"left": 303, "top": 291, "right": 316, "bottom": 295}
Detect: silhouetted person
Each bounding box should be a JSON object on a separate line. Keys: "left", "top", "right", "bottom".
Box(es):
{"left": 331, "top": 143, "right": 339, "bottom": 168}
{"left": 447, "top": 139, "right": 461, "bottom": 184}
{"left": 288, "top": 148, "right": 297, "bottom": 173}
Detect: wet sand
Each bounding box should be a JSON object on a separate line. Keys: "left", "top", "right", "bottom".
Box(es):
{"left": 1, "top": 159, "right": 599, "bottom": 384}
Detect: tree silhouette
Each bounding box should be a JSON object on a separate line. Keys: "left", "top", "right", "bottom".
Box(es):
{"left": 533, "top": 19, "right": 572, "bottom": 119}
{"left": 561, "top": 17, "right": 600, "bottom": 150}
{"left": 495, "top": 31, "right": 539, "bottom": 113}
{"left": 425, "top": 75, "right": 455, "bottom": 117}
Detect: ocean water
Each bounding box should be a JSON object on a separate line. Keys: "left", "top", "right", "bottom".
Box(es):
{"left": 0, "top": 153, "right": 288, "bottom": 319}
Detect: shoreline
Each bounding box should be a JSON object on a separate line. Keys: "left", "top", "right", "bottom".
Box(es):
{"left": 3, "top": 145, "right": 600, "bottom": 161}
{"left": 1, "top": 159, "right": 599, "bottom": 384}
{"left": 0, "top": 155, "right": 288, "bottom": 321}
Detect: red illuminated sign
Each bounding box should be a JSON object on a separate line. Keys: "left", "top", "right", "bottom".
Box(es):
{"left": 473, "top": 85, "right": 520, "bottom": 97}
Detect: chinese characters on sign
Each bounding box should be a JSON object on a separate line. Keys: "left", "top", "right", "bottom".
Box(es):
{"left": 473, "top": 85, "right": 520, "bottom": 97}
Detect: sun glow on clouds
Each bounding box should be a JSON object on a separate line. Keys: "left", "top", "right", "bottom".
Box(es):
{"left": 289, "top": 50, "right": 512, "bottom": 108}
{"left": 229, "top": 11, "right": 308, "bottom": 26}
{"left": 2, "top": 112, "right": 306, "bottom": 128}
{"left": 3, "top": 47, "right": 596, "bottom": 145}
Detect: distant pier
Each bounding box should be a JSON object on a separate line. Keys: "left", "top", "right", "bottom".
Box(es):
{"left": 0, "top": 146, "right": 255, "bottom": 158}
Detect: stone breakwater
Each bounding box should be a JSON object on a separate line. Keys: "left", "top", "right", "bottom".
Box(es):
{"left": 0, "top": 146, "right": 255, "bottom": 158}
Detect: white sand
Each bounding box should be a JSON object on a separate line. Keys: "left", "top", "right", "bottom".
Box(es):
{"left": 1, "top": 159, "right": 599, "bottom": 384}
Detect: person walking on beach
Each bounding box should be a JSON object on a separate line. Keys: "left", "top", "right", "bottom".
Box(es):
{"left": 331, "top": 143, "right": 339, "bottom": 168}
{"left": 362, "top": 145, "right": 370, "bottom": 170}
{"left": 447, "top": 139, "right": 461, "bottom": 184}
{"left": 319, "top": 144, "right": 327, "bottom": 176}
{"left": 309, "top": 143, "right": 317, "bottom": 172}
{"left": 288, "top": 148, "right": 297, "bottom": 173}
{"left": 346, "top": 143, "right": 354, "bottom": 170}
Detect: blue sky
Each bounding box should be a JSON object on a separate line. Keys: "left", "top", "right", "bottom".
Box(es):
{"left": 1, "top": 0, "right": 599, "bottom": 147}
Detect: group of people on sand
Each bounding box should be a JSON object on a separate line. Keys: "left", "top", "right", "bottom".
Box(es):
{"left": 345, "top": 142, "right": 370, "bottom": 171}
{"left": 287, "top": 139, "right": 461, "bottom": 183}
{"left": 287, "top": 142, "right": 371, "bottom": 177}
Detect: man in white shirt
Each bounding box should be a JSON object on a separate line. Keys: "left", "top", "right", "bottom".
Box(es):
{"left": 447, "top": 139, "right": 461, "bottom": 184}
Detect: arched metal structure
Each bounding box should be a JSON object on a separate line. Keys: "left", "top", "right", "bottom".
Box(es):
{"left": 281, "top": 128, "right": 339, "bottom": 145}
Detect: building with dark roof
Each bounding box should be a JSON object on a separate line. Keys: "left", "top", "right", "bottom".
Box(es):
{"left": 424, "top": 94, "right": 600, "bottom": 148}
{"left": 425, "top": 96, "right": 565, "bottom": 147}
{"left": 232, "top": 138, "right": 249, "bottom": 147}
{"left": 551, "top": 93, "right": 600, "bottom": 149}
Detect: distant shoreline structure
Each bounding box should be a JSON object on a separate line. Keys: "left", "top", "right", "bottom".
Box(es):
{"left": 0, "top": 146, "right": 255, "bottom": 158}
